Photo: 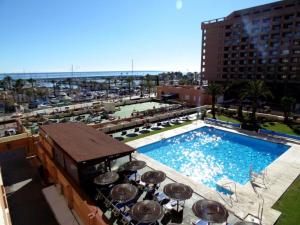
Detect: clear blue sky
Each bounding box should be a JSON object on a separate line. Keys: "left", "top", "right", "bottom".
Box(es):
{"left": 0, "top": 0, "right": 276, "bottom": 73}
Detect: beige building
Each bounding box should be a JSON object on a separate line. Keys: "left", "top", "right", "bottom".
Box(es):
{"left": 156, "top": 85, "right": 212, "bottom": 107}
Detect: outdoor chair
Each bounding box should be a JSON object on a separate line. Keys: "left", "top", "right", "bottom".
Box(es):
{"left": 154, "top": 191, "right": 169, "bottom": 205}
{"left": 95, "top": 189, "right": 104, "bottom": 201}
{"left": 122, "top": 131, "right": 127, "bottom": 136}
{"left": 127, "top": 172, "right": 141, "bottom": 182}
{"left": 163, "top": 199, "right": 185, "bottom": 212}
{"left": 134, "top": 127, "right": 140, "bottom": 132}
{"left": 112, "top": 200, "right": 135, "bottom": 217}
{"left": 120, "top": 211, "right": 133, "bottom": 225}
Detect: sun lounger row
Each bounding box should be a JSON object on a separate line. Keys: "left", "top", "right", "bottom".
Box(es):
{"left": 205, "top": 118, "right": 241, "bottom": 129}
{"left": 259, "top": 128, "right": 300, "bottom": 142}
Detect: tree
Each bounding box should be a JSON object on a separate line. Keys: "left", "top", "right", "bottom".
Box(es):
{"left": 3, "top": 75, "right": 12, "bottom": 90}
{"left": 205, "top": 83, "right": 223, "bottom": 119}
{"left": 225, "top": 81, "right": 247, "bottom": 121}
{"left": 36, "top": 88, "right": 48, "bottom": 100}
{"left": 145, "top": 75, "right": 153, "bottom": 96}
{"left": 25, "top": 89, "right": 33, "bottom": 102}
{"left": 106, "top": 77, "right": 112, "bottom": 98}
{"left": 241, "top": 80, "right": 273, "bottom": 122}
{"left": 126, "top": 76, "right": 134, "bottom": 100}
{"left": 27, "top": 78, "right": 36, "bottom": 99}
{"left": 14, "top": 79, "right": 25, "bottom": 103}
{"left": 51, "top": 80, "right": 56, "bottom": 96}
{"left": 281, "top": 96, "right": 296, "bottom": 123}
{"left": 65, "top": 78, "right": 72, "bottom": 96}
{"left": 140, "top": 77, "right": 145, "bottom": 97}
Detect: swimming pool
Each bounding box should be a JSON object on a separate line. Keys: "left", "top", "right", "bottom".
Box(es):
{"left": 138, "top": 126, "right": 289, "bottom": 189}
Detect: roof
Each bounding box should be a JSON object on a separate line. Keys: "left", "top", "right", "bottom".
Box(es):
{"left": 40, "top": 123, "right": 135, "bottom": 164}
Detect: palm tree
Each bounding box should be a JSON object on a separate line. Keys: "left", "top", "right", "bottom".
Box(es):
{"left": 126, "top": 76, "right": 134, "bottom": 100}
{"left": 106, "top": 77, "right": 112, "bottom": 98}
{"left": 225, "top": 81, "right": 247, "bottom": 121}
{"left": 281, "top": 96, "right": 296, "bottom": 123}
{"left": 145, "top": 75, "right": 153, "bottom": 96}
{"left": 140, "top": 77, "right": 145, "bottom": 97}
{"left": 25, "top": 89, "right": 33, "bottom": 102}
{"left": 3, "top": 75, "right": 12, "bottom": 90}
{"left": 241, "top": 80, "right": 273, "bottom": 122}
{"left": 65, "top": 78, "right": 72, "bottom": 96}
{"left": 14, "top": 79, "right": 25, "bottom": 103}
{"left": 36, "top": 88, "right": 48, "bottom": 100}
{"left": 205, "top": 83, "right": 223, "bottom": 119}
{"left": 27, "top": 78, "right": 36, "bottom": 99}
{"left": 51, "top": 80, "right": 56, "bottom": 96}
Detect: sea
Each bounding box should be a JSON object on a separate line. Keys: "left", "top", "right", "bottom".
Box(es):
{"left": 0, "top": 70, "right": 162, "bottom": 80}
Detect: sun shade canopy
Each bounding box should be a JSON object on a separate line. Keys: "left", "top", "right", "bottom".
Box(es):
{"left": 40, "top": 123, "right": 135, "bottom": 164}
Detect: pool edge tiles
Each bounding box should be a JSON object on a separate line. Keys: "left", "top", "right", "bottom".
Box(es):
{"left": 128, "top": 121, "right": 300, "bottom": 225}
{"left": 137, "top": 126, "right": 290, "bottom": 189}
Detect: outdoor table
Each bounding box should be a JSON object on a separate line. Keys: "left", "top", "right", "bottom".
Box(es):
{"left": 192, "top": 199, "right": 228, "bottom": 225}
{"left": 163, "top": 183, "right": 193, "bottom": 211}
{"left": 130, "top": 200, "right": 164, "bottom": 224}
{"left": 94, "top": 171, "right": 119, "bottom": 186}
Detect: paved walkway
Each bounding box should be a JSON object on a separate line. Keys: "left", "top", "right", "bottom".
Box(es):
{"left": 0, "top": 149, "right": 59, "bottom": 225}
{"left": 43, "top": 185, "right": 83, "bottom": 225}
{"left": 127, "top": 120, "right": 300, "bottom": 225}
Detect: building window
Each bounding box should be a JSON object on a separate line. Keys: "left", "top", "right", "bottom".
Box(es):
{"left": 262, "top": 8, "right": 271, "bottom": 13}
{"left": 269, "top": 58, "right": 278, "bottom": 64}
{"left": 282, "top": 49, "right": 290, "bottom": 55}
{"left": 283, "top": 32, "right": 293, "bottom": 38}
{"left": 281, "top": 58, "right": 289, "bottom": 63}
{"left": 284, "top": 14, "right": 294, "bottom": 20}
{"left": 262, "top": 17, "right": 271, "bottom": 23}
{"left": 252, "top": 19, "right": 260, "bottom": 25}
{"left": 273, "top": 16, "right": 281, "bottom": 23}
{"left": 294, "top": 50, "right": 300, "bottom": 54}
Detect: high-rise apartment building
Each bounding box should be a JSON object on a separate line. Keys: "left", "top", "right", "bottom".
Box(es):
{"left": 201, "top": 0, "right": 300, "bottom": 97}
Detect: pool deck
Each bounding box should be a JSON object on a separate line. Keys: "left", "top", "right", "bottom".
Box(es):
{"left": 126, "top": 120, "right": 300, "bottom": 225}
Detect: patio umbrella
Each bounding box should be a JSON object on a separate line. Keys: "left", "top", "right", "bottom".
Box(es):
{"left": 163, "top": 183, "right": 193, "bottom": 211}
{"left": 122, "top": 160, "right": 146, "bottom": 172}
{"left": 130, "top": 200, "right": 164, "bottom": 224}
{"left": 234, "top": 222, "right": 260, "bottom": 225}
{"left": 110, "top": 183, "right": 138, "bottom": 203}
{"left": 94, "top": 171, "right": 119, "bottom": 186}
{"left": 164, "top": 183, "right": 193, "bottom": 200}
{"left": 192, "top": 199, "right": 228, "bottom": 224}
{"left": 141, "top": 170, "right": 166, "bottom": 185}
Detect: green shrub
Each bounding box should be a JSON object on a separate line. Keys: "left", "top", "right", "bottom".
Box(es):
{"left": 291, "top": 124, "right": 300, "bottom": 134}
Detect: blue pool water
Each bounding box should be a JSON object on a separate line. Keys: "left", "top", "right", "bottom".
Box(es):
{"left": 138, "top": 126, "right": 289, "bottom": 189}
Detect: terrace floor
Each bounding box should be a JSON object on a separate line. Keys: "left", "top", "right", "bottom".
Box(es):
{"left": 126, "top": 120, "right": 300, "bottom": 225}
{"left": 0, "top": 149, "right": 59, "bottom": 225}
{"left": 101, "top": 162, "right": 241, "bottom": 225}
